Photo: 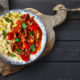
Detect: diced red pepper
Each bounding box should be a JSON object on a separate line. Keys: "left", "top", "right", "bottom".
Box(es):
{"left": 23, "top": 42, "right": 29, "bottom": 48}
{"left": 20, "top": 54, "right": 30, "bottom": 61}
{"left": 28, "top": 23, "right": 38, "bottom": 31}
{"left": 16, "top": 20, "right": 22, "bottom": 25}
{"left": 30, "top": 50, "right": 37, "bottom": 55}
{"left": 7, "top": 32, "right": 14, "bottom": 40}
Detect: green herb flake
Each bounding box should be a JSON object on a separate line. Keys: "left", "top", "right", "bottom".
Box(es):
{"left": 10, "top": 53, "right": 16, "bottom": 57}
{"left": 22, "top": 23, "right": 27, "bottom": 29}
{"left": 16, "top": 49, "right": 22, "bottom": 53}
{"left": 29, "top": 31, "right": 34, "bottom": 35}
{"left": 2, "top": 30, "right": 7, "bottom": 36}
{"left": 30, "top": 45, "right": 35, "bottom": 52}
{"left": 15, "top": 38, "right": 20, "bottom": 42}
{"left": 5, "top": 18, "right": 10, "bottom": 23}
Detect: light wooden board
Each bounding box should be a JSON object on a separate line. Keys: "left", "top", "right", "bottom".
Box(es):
{"left": 0, "top": 4, "right": 67, "bottom": 76}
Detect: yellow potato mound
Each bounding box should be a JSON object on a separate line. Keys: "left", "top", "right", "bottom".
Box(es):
{"left": 0, "top": 12, "right": 22, "bottom": 60}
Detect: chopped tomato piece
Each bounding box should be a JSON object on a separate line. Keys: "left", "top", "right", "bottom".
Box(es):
{"left": 23, "top": 42, "right": 29, "bottom": 48}
{"left": 30, "top": 50, "right": 37, "bottom": 55}
{"left": 16, "top": 20, "right": 22, "bottom": 25}
{"left": 20, "top": 54, "right": 30, "bottom": 61}
{"left": 28, "top": 23, "right": 38, "bottom": 31}
{"left": 7, "top": 32, "right": 14, "bottom": 40}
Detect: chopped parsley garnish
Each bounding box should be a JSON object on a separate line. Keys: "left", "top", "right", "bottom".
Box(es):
{"left": 15, "top": 38, "right": 20, "bottom": 42}
{"left": 10, "top": 53, "right": 16, "bottom": 57}
{"left": 2, "top": 30, "right": 7, "bottom": 36}
{"left": 30, "top": 45, "right": 35, "bottom": 52}
{"left": 16, "top": 49, "right": 22, "bottom": 53}
{"left": 5, "top": 18, "right": 10, "bottom": 23}
{"left": 22, "top": 23, "right": 27, "bottom": 29}
{"left": 29, "top": 31, "right": 34, "bottom": 35}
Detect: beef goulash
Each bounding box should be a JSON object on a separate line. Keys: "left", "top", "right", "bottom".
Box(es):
{"left": 0, "top": 12, "right": 42, "bottom": 62}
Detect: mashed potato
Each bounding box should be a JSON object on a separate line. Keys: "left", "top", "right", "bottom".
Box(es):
{"left": 0, "top": 12, "right": 22, "bottom": 61}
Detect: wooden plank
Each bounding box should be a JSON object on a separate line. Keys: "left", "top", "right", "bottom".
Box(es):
{"left": 9, "top": 0, "right": 80, "bottom": 19}
{"left": 54, "top": 20, "right": 80, "bottom": 40}
{"left": 40, "top": 41, "right": 80, "bottom": 62}
{"left": 9, "top": 1, "right": 80, "bottom": 41}
{"left": 2, "top": 62, "right": 80, "bottom": 80}
{"left": 1, "top": 0, "right": 80, "bottom": 79}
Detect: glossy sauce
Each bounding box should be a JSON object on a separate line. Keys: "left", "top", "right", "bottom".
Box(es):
{"left": 8, "top": 14, "right": 42, "bottom": 61}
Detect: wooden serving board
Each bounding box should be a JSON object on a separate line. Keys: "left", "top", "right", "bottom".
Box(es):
{"left": 0, "top": 4, "right": 67, "bottom": 76}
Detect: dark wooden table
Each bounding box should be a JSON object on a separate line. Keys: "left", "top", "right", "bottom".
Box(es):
{"left": 0, "top": 0, "right": 80, "bottom": 80}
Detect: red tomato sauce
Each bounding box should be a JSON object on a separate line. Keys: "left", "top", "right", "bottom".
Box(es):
{"left": 8, "top": 14, "right": 42, "bottom": 61}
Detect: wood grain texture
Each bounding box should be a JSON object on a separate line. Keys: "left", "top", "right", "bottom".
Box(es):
{"left": 0, "top": 4, "right": 67, "bottom": 76}
{"left": 9, "top": 0, "right": 80, "bottom": 19}
{"left": 54, "top": 20, "right": 80, "bottom": 40}
{"left": 1, "top": 0, "right": 80, "bottom": 79}
{"left": 1, "top": 62, "right": 80, "bottom": 80}
{"left": 40, "top": 41, "right": 80, "bottom": 62}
